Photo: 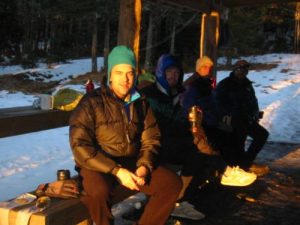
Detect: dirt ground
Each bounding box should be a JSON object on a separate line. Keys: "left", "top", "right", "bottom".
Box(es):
{"left": 166, "top": 141, "right": 300, "bottom": 225}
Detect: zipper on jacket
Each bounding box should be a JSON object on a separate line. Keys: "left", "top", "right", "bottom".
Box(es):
{"left": 120, "top": 106, "right": 131, "bottom": 144}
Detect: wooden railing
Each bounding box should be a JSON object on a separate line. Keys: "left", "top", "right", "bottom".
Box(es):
{"left": 0, "top": 106, "right": 71, "bottom": 138}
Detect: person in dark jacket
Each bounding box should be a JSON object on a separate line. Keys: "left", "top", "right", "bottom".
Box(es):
{"left": 180, "top": 55, "right": 257, "bottom": 183}
{"left": 215, "top": 59, "right": 269, "bottom": 176}
{"left": 69, "top": 46, "right": 182, "bottom": 225}
{"left": 139, "top": 54, "right": 256, "bottom": 220}
{"left": 139, "top": 54, "right": 208, "bottom": 220}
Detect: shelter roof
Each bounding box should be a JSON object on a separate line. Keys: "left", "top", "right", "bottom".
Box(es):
{"left": 146, "top": 0, "right": 300, "bottom": 12}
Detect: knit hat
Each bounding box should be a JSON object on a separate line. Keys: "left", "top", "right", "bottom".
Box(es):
{"left": 195, "top": 56, "right": 213, "bottom": 72}
{"left": 107, "top": 45, "right": 136, "bottom": 86}
{"left": 233, "top": 59, "right": 250, "bottom": 71}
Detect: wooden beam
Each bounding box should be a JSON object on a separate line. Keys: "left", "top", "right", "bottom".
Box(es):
{"left": 200, "top": 11, "right": 219, "bottom": 72}
{"left": 0, "top": 106, "right": 71, "bottom": 138}
{"left": 223, "top": 0, "right": 300, "bottom": 7}
{"left": 146, "top": 0, "right": 211, "bottom": 12}
{"left": 146, "top": 0, "right": 300, "bottom": 12}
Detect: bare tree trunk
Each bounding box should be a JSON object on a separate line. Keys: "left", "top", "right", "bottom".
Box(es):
{"left": 117, "top": 0, "right": 135, "bottom": 48}
{"left": 103, "top": 19, "right": 110, "bottom": 72}
{"left": 144, "top": 12, "right": 153, "bottom": 72}
{"left": 44, "top": 14, "right": 49, "bottom": 52}
{"left": 295, "top": 2, "right": 300, "bottom": 53}
{"left": 91, "top": 12, "right": 98, "bottom": 73}
{"left": 170, "top": 22, "right": 176, "bottom": 55}
{"left": 50, "top": 21, "right": 56, "bottom": 52}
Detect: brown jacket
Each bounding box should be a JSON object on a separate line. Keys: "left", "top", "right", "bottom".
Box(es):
{"left": 69, "top": 86, "right": 161, "bottom": 174}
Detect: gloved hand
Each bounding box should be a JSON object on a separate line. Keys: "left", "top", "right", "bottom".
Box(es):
{"left": 36, "top": 180, "right": 80, "bottom": 199}
{"left": 192, "top": 124, "right": 219, "bottom": 156}
{"left": 218, "top": 115, "right": 232, "bottom": 132}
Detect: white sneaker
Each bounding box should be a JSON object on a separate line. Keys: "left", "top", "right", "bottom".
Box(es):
{"left": 221, "top": 166, "right": 257, "bottom": 187}
{"left": 171, "top": 201, "right": 205, "bottom": 220}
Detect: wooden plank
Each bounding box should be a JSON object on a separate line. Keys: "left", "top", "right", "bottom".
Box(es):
{"left": 0, "top": 106, "right": 71, "bottom": 138}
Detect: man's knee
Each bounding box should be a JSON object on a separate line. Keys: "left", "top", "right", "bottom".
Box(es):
{"left": 258, "top": 125, "right": 269, "bottom": 142}
{"left": 263, "top": 127, "right": 269, "bottom": 140}
{"left": 80, "top": 169, "right": 112, "bottom": 200}
{"left": 154, "top": 166, "right": 182, "bottom": 193}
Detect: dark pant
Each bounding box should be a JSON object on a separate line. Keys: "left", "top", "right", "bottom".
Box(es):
{"left": 79, "top": 166, "right": 182, "bottom": 225}
{"left": 160, "top": 138, "right": 227, "bottom": 201}
{"left": 221, "top": 122, "right": 269, "bottom": 168}
{"left": 161, "top": 138, "right": 226, "bottom": 177}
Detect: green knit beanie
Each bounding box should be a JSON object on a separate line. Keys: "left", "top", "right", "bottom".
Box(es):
{"left": 107, "top": 45, "right": 136, "bottom": 86}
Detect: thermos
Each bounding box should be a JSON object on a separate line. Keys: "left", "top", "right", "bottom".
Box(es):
{"left": 189, "top": 106, "right": 202, "bottom": 133}
{"left": 57, "top": 169, "right": 71, "bottom": 181}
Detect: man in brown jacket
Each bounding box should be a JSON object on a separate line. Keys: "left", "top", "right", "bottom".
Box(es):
{"left": 69, "top": 45, "right": 182, "bottom": 225}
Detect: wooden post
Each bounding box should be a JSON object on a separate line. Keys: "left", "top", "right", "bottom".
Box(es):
{"left": 117, "top": 0, "right": 142, "bottom": 71}
{"left": 200, "top": 11, "right": 219, "bottom": 78}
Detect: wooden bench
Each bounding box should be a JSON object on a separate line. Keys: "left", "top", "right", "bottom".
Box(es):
{"left": 8, "top": 198, "right": 91, "bottom": 225}
{"left": 5, "top": 184, "right": 137, "bottom": 225}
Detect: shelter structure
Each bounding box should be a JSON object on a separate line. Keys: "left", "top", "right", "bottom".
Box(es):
{"left": 118, "top": 0, "right": 300, "bottom": 76}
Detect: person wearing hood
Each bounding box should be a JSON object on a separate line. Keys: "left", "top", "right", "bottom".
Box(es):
{"left": 139, "top": 54, "right": 257, "bottom": 221}
{"left": 139, "top": 54, "right": 206, "bottom": 220}
{"left": 69, "top": 46, "right": 182, "bottom": 225}
{"left": 215, "top": 60, "right": 270, "bottom": 176}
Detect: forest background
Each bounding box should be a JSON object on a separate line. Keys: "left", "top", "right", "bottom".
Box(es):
{"left": 0, "top": 0, "right": 298, "bottom": 73}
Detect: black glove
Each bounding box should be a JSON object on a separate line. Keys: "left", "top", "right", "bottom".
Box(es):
{"left": 218, "top": 115, "right": 232, "bottom": 132}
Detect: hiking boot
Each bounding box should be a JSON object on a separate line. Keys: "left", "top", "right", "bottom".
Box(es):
{"left": 221, "top": 166, "right": 257, "bottom": 187}
{"left": 248, "top": 163, "right": 270, "bottom": 176}
{"left": 171, "top": 201, "right": 205, "bottom": 220}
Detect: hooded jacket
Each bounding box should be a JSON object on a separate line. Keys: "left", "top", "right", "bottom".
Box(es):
{"left": 69, "top": 86, "right": 161, "bottom": 174}
{"left": 140, "top": 54, "right": 215, "bottom": 156}
{"left": 139, "top": 54, "right": 187, "bottom": 137}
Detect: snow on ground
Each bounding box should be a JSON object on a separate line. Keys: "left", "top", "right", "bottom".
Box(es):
{"left": 0, "top": 58, "right": 104, "bottom": 82}
{"left": 0, "top": 54, "right": 299, "bottom": 203}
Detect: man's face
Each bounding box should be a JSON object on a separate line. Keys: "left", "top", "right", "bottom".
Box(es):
{"left": 234, "top": 66, "right": 248, "bottom": 79}
{"left": 110, "top": 64, "right": 135, "bottom": 99}
{"left": 197, "top": 64, "right": 212, "bottom": 77}
{"left": 165, "top": 66, "right": 180, "bottom": 87}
